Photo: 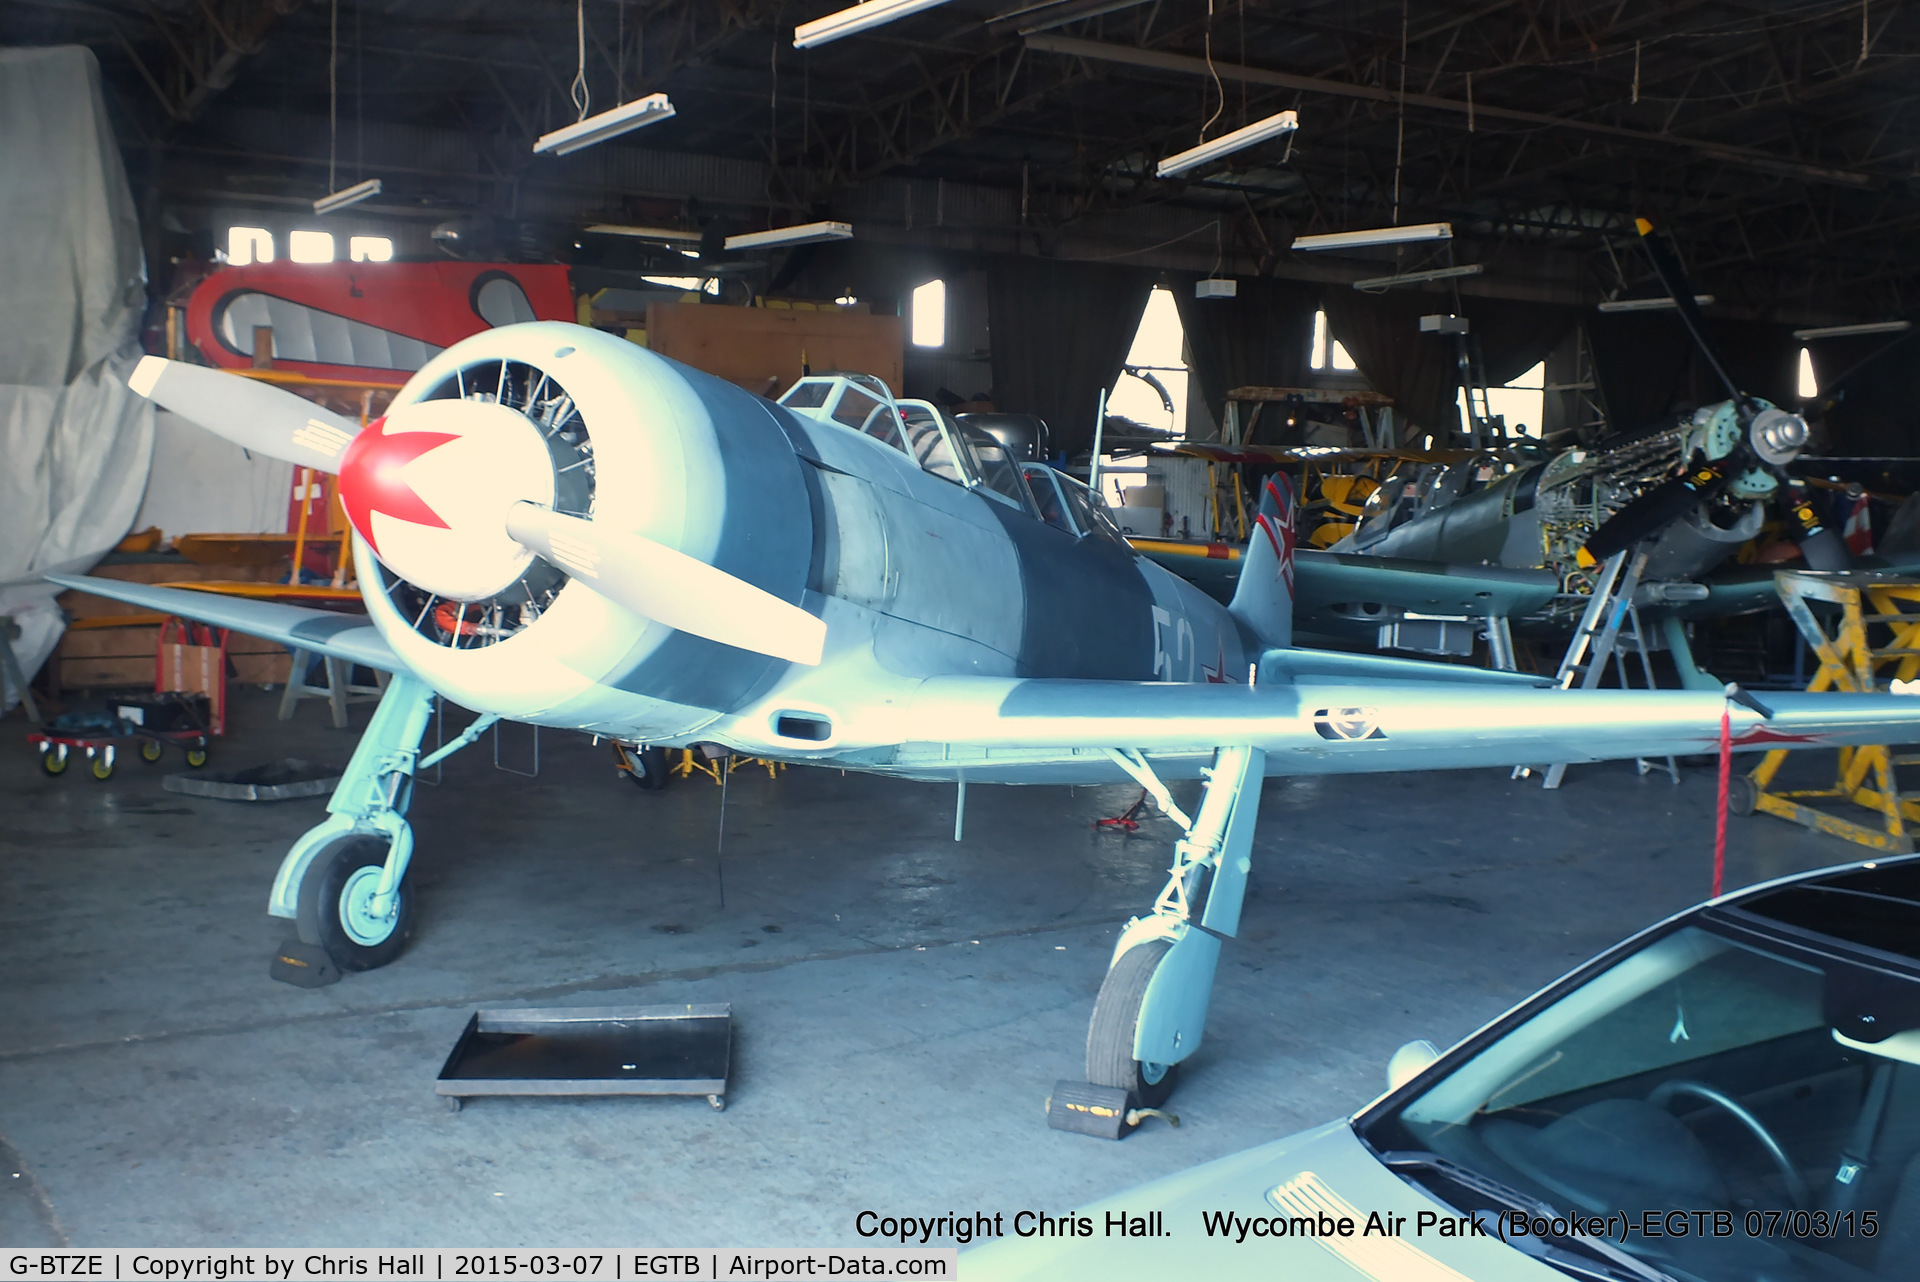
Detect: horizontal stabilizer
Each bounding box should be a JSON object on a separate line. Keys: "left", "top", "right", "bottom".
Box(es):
{"left": 45, "top": 576, "right": 406, "bottom": 675}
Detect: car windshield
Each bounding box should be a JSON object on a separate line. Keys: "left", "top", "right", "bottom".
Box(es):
{"left": 1359, "top": 924, "right": 1920, "bottom": 1281}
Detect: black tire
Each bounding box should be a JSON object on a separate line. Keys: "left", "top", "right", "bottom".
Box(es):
{"left": 296, "top": 835, "right": 414, "bottom": 971}
{"left": 1727, "top": 773, "right": 1759, "bottom": 817}
{"left": 1086, "top": 938, "right": 1179, "bottom": 1108}
{"left": 615, "top": 743, "right": 672, "bottom": 791}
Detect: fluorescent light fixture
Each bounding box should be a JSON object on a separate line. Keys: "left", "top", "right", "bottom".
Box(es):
{"left": 724, "top": 221, "right": 854, "bottom": 251}
{"left": 314, "top": 178, "right": 382, "bottom": 214}
{"left": 1195, "top": 278, "right": 1237, "bottom": 299}
{"left": 1596, "top": 294, "right": 1713, "bottom": 313}
{"left": 1793, "top": 320, "right": 1912, "bottom": 340}
{"left": 795, "top": 0, "right": 953, "bottom": 48}
{"left": 1293, "top": 222, "right": 1451, "bottom": 251}
{"left": 1353, "top": 263, "right": 1483, "bottom": 291}
{"left": 1156, "top": 110, "right": 1298, "bottom": 179}
{"left": 533, "top": 94, "right": 675, "bottom": 156}
{"left": 583, "top": 223, "right": 704, "bottom": 243}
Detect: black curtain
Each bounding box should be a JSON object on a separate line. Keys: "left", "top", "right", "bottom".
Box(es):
{"left": 1587, "top": 312, "right": 1801, "bottom": 434}
{"left": 986, "top": 256, "right": 1152, "bottom": 457}
{"left": 1322, "top": 291, "right": 1573, "bottom": 440}
{"left": 1172, "top": 275, "right": 1322, "bottom": 429}
{"left": 1808, "top": 329, "right": 1920, "bottom": 456}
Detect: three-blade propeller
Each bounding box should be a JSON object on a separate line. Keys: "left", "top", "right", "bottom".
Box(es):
{"left": 124, "top": 356, "right": 825, "bottom": 665}
{"left": 1582, "top": 222, "right": 1841, "bottom": 570}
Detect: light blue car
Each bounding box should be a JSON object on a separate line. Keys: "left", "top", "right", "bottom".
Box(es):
{"left": 968, "top": 855, "right": 1920, "bottom": 1280}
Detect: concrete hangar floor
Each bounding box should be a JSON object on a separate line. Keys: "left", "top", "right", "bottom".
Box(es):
{"left": 0, "top": 687, "right": 1869, "bottom": 1245}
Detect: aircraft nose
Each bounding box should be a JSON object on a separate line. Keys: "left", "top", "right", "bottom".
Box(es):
{"left": 1750, "top": 407, "right": 1808, "bottom": 464}
{"left": 337, "top": 398, "right": 559, "bottom": 599}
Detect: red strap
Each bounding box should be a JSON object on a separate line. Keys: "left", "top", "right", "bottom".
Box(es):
{"left": 1095, "top": 789, "right": 1150, "bottom": 832}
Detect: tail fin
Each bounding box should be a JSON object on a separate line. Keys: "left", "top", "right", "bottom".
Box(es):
{"left": 1229, "top": 474, "right": 1295, "bottom": 649}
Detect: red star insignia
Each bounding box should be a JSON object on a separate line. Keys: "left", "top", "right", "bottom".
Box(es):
{"left": 1256, "top": 476, "right": 1297, "bottom": 593}
{"left": 1729, "top": 725, "right": 1825, "bottom": 748}
{"left": 336, "top": 415, "right": 458, "bottom": 553}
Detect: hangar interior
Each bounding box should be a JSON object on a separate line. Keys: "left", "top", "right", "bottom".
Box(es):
{"left": 6, "top": 0, "right": 1920, "bottom": 1257}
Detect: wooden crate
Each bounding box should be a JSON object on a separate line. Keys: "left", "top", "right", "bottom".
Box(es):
{"left": 646, "top": 303, "right": 904, "bottom": 397}
{"left": 53, "top": 559, "right": 296, "bottom": 690}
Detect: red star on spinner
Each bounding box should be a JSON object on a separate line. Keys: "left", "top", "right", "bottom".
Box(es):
{"left": 337, "top": 415, "right": 458, "bottom": 553}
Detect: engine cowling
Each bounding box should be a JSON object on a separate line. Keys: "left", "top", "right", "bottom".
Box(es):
{"left": 346, "top": 322, "right": 813, "bottom": 737}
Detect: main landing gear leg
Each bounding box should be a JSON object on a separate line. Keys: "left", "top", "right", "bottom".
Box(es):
{"left": 267, "top": 673, "right": 497, "bottom": 973}
{"left": 1086, "top": 745, "right": 1265, "bottom": 1106}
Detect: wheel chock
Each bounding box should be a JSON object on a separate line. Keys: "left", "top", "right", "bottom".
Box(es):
{"left": 270, "top": 939, "right": 342, "bottom": 988}
{"left": 1046, "top": 1080, "right": 1179, "bottom": 1140}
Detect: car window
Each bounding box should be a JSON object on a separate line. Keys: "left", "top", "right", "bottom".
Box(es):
{"left": 958, "top": 424, "right": 1036, "bottom": 514}
{"left": 1021, "top": 464, "right": 1077, "bottom": 533}
{"left": 901, "top": 406, "right": 967, "bottom": 486}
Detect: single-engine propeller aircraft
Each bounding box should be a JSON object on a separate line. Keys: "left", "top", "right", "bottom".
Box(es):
{"left": 1137, "top": 220, "right": 1920, "bottom": 666}
{"left": 53, "top": 315, "right": 1920, "bottom": 1110}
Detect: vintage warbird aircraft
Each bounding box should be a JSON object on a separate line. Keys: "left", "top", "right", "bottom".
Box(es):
{"left": 1135, "top": 220, "right": 1917, "bottom": 667}
{"left": 53, "top": 319, "right": 1920, "bottom": 1110}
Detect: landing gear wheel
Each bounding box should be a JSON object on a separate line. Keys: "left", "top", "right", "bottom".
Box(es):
{"left": 1727, "top": 773, "right": 1759, "bottom": 817}
{"left": 296, "top": 835, "right": 414, "bottom": 972}
{"left": 614, "top": 743, "right": 672, "bottom": 791}
{"left": 40, "top": 743, "right": 69, "bottom": 776}
{"left": 1086, "top": 938, "right": 1179, "bottom": 1108}
{"left": 139, "top": 738, "right": 163, "bottom": 763}
{"left": 185, "top": 743, "right": 209, "bottom": 768}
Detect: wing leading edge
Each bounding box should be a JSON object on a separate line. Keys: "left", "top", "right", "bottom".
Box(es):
{"left": 45, "top": 575, "right": 407, "bottom": 676}
{"left": 892, "top": 673, "right": 1920, "bottom": 775}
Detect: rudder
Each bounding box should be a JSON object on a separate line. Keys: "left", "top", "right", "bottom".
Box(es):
{"left": 1229, "top": 474, "right": 1295, "bottom": 649}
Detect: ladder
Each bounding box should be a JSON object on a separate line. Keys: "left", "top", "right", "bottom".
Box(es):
{"left": 1520, "top": 549, "right": 1678, "bottom": 789}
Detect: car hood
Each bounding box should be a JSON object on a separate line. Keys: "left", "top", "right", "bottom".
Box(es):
{"left": 962, "top": 1120, "right": 1564, "bottom": 1280}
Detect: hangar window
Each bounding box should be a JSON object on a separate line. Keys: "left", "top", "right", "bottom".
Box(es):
{"left": 1459, "top": 361, "right": 1546, "bottom": 439}
{"left": 1108, "top": 286, "right": 1190, "bottom": 438}
{"left": 225, "top": 226, "right": 274, "bottom": 266}
{"left": 288, "top": 230, "right": 335, "bottom": 263}
{"left": 1798, "top": 348, "right": 1819, "bottom": 399}
{"left": 1309, "top": 309, "right": 1356, "bottom": 372}
{"left": 911, "top": 279, "right": 946, "bottom": 348}
{"left": 349, "top": 236, "right": 394, "bottom": 263}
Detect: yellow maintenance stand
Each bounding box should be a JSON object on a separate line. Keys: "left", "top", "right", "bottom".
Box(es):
{"left": 1739, "top": 572, "right": 1920, "bottom": 852}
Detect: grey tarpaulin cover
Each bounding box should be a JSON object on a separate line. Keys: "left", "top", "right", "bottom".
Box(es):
{"left": 0, "top": 46, "right": 156, "bottom": 708}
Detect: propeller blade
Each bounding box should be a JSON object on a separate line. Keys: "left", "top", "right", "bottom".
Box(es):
{"left": 1799, "top": 527, "right": 1853, "bottom": 572}
{"left": 1632, "top": 219, "right": 1750, "bottom": 415}
{"left": 126, "top": 356, "right": 360, "bottom": 475}
{"left": 504, "top": 502, "right": 826, "bottom": 666}
{"left": 1584, "top": 468, "right": 1724, "bottom": 561}
{"left": 1786, "top": 487, "right": 1854, "bottom": 571}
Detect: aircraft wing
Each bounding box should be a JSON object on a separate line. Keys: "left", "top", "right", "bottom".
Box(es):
{"left": 1663, "top": 551, "right": 1920, "bottom": 621}
{"left": 46, "top": 574, "right": 407, "bottom": 675}
{"left": 1292, "top": 548, "right": 1561, "bottom": 618}
{"left": 1130, "top": 541, "right": 1562, "bottom": 622}
{"left": 895, "top": 673, "right": 1920, "bottom": 774}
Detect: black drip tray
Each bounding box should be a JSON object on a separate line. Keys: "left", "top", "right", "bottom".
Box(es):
{"left": 437, "top": 1004, "right": 731, "bottom": 1106}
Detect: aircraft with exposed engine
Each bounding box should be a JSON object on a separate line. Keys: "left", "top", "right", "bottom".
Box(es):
{"left": 53, "top": 308, "right": 1920, "bottom": 1111}
{"left": 1135, "top": 220, "right": 1920, "bottom": 671}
